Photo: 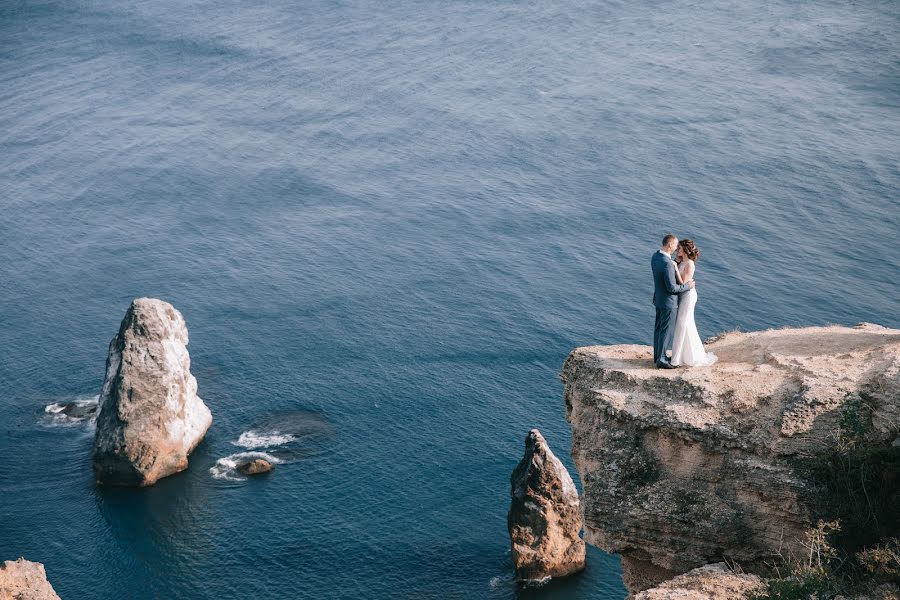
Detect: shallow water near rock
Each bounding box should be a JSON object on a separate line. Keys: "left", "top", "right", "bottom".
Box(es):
{"left": 0, "top": 0, "right": 897, "bottom": 598}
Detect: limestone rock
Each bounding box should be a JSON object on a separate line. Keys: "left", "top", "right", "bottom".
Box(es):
{"left": 93, "top": 298, "right": 212, "bottom": 486}
{"left": 508, "top": 429, "right": 586, "bottom": 582}
{"left": 238, "top": 458, "right": 274, "bottom": 475}
{"left": 0, "top": 558, "right": 61, "bottom": 600}
{"left": 633, "top": 563, "right": 763, "bottom": 600}
{"left": 562, "top": 323, "right": 899, "bottom": 593}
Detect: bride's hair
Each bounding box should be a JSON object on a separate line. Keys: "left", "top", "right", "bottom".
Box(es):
{"left": 679, "top": 239, "right": 700, "bottom": 261}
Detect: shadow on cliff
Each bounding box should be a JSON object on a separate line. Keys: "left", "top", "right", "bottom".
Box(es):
{"left": 794, "top": 387, "right": 900, "bottom": 555}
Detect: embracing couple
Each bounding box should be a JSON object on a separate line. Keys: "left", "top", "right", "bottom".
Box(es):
{"left": 651, "top": 234, "right": 718, "bottom": 369}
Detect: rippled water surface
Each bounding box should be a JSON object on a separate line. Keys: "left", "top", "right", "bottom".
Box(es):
{"left": 1, "top": 0, "right": 898, "bottom": 597}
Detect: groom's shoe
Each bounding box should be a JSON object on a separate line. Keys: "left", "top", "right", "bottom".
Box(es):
{"left": 656, "top": 361, "right": 676, "bottom": 369}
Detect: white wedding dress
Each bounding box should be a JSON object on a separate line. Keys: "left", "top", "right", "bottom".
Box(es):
{"left": 670, "top": 260, "right": 718, "bottom": 367}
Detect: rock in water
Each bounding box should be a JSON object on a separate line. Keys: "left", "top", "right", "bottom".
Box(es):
{"left": 56, "top": 401, "right": 97, "bottom": 420}
{"left": 0, "top": 558, "right": 61, "bottom": 600}
{"left": 237, "top": 458, "right": 274, "bottom": 475}
{"left": 562, "top": 323, "right": 900, "bottom": 593}
{"left": 93, "top": 298, "right": 212, "bottom": 486}
{"left": 508, "top": 429, "right": 586, "bottom": 583}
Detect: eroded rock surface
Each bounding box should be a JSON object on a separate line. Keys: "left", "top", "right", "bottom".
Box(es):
{"left": 562, "top": 323, "right": 900, "bottom": 592}
{"left": 238, "top": 458, "right": 274, "bottom": 475}
{"left": 93, "top": 298, "right": 212, "bottom": 486}
{"left": 633, "top": 563, "right": 763, "bottom": 600}
{"left": 508, "top": 429, "right": 586, "bottom": 582}
{"left": 0, "top": 558, "right": 61, "bottom": 600}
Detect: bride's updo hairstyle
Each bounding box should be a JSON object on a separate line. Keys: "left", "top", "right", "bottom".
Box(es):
{"left": 679, "top": 239, "right": 700, "bottom": 261}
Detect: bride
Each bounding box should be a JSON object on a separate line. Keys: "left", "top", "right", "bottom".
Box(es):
{"left": 670, "top": 239, "right": 718, "bottom": 367}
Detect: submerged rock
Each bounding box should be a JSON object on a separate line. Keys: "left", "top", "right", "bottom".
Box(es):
{"left": 633, "top": 563, "right": 763, "bottom": 600}
{"left": 43, "top": 397, "right": 99, "bottom": 425}
{"left": 0, "top": 558, "right": 61, "bottom": 600}
{"left": 508, "top": 429, "right": 586, "bottom": 583}
{"left": 54, "top": 401, "right": 97, "bottom": 421}
{"left": 93, "top": 298, "right": 212, "bottom": 486}
{"left": 562, "top": 323, "right": 900, "bottom": 593}
{"left": 237, "top": 458, "right": 274, "bottom": 475}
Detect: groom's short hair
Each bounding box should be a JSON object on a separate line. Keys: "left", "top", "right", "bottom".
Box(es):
{"left": 662, "top": 234, "right": 677, "bottom": 247}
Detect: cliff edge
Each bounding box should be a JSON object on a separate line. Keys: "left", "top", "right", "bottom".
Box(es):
{"left": 562, "top": 323, "right": 899, "bottom": 593}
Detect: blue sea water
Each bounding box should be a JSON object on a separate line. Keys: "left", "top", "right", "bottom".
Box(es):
{"left": 1, "top": 0, "right": 898, "bottom": 597}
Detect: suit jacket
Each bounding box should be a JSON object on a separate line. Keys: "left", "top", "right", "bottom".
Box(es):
{"left": 651, "top": 250, "right": 691, "bottom": 309}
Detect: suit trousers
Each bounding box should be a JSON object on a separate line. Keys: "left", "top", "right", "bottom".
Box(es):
{"left": 654, "top": 304, "right": 677, "bottom": 364}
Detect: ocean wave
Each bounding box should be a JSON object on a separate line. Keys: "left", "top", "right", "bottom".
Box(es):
{"left": 209, "top": 451, "right": 281, "bottom": 481}
{"left": 232, "top": 430, "right": 296, "bottom": 449}
{"left": 43, "top": 396, "right": 99, "bottom": 426}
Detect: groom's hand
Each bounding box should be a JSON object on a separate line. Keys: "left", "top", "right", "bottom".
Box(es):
{"left": 688, "top": 281, "right": 696, "bottom": 289}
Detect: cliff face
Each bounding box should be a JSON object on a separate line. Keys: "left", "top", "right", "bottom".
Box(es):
{"left": 562, "top": 323, "right": 899, "bottom": 592}
{"left": 93, "top": 298, "right": 212, "bottom": 486}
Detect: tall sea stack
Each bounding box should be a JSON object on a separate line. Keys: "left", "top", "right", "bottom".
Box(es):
{"left": 93, "top": 298, "right": 212, "bottom": 486}
{"left": 508, "top": 429, "right": 586, "bottom": 583}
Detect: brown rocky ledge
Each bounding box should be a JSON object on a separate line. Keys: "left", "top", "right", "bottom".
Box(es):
{"left": 0, "top": 558, "right": 60, "bottom": 600}
{"left": 561, "top": 323, "right": 900, "bottom": 594}
{"left": 633, "top": 562, "right": 763, "bottom": 600}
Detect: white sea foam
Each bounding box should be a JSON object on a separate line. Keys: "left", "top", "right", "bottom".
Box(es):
{"left": 488, "top": 574, "right": 514, "bottom": 589}
{"left": 212, "top": 426, "right": 303, "bottom": 480}
{"left": 43, "top": 396, "right": 99, "bottom": 426}
{"left": 521, "top": 575, "right": 551, "bottom": 588}
{"left": 209, "top": 451, "right": 282, "bottom": 481}
{"left": 232, "top": 430, "right": 296, "bottom": 449}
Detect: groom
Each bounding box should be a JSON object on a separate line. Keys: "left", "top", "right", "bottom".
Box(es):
{"left": 651, "top": 234, "right": 695, "bottom": 369}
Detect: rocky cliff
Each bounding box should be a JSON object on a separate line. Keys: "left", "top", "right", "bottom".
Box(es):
{"left": 633, "top": 563, "right": 762, "bottom": 600}
{"left": 562, "top": 323, "right": 899, "bottom": 593}
{"left": 93, "top": 298, "right": 212, "bottom": 486}
{"left": 0, "top": 558, "right": 60, "bottom": 600}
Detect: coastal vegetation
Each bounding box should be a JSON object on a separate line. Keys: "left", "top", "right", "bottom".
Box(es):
{"left": 751, "top": 392, "right": 900, "bottom": 599}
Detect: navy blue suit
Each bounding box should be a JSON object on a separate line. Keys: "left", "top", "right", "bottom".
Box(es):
{"left": 651, "top": 250, "right": 691, "bottom": 366}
